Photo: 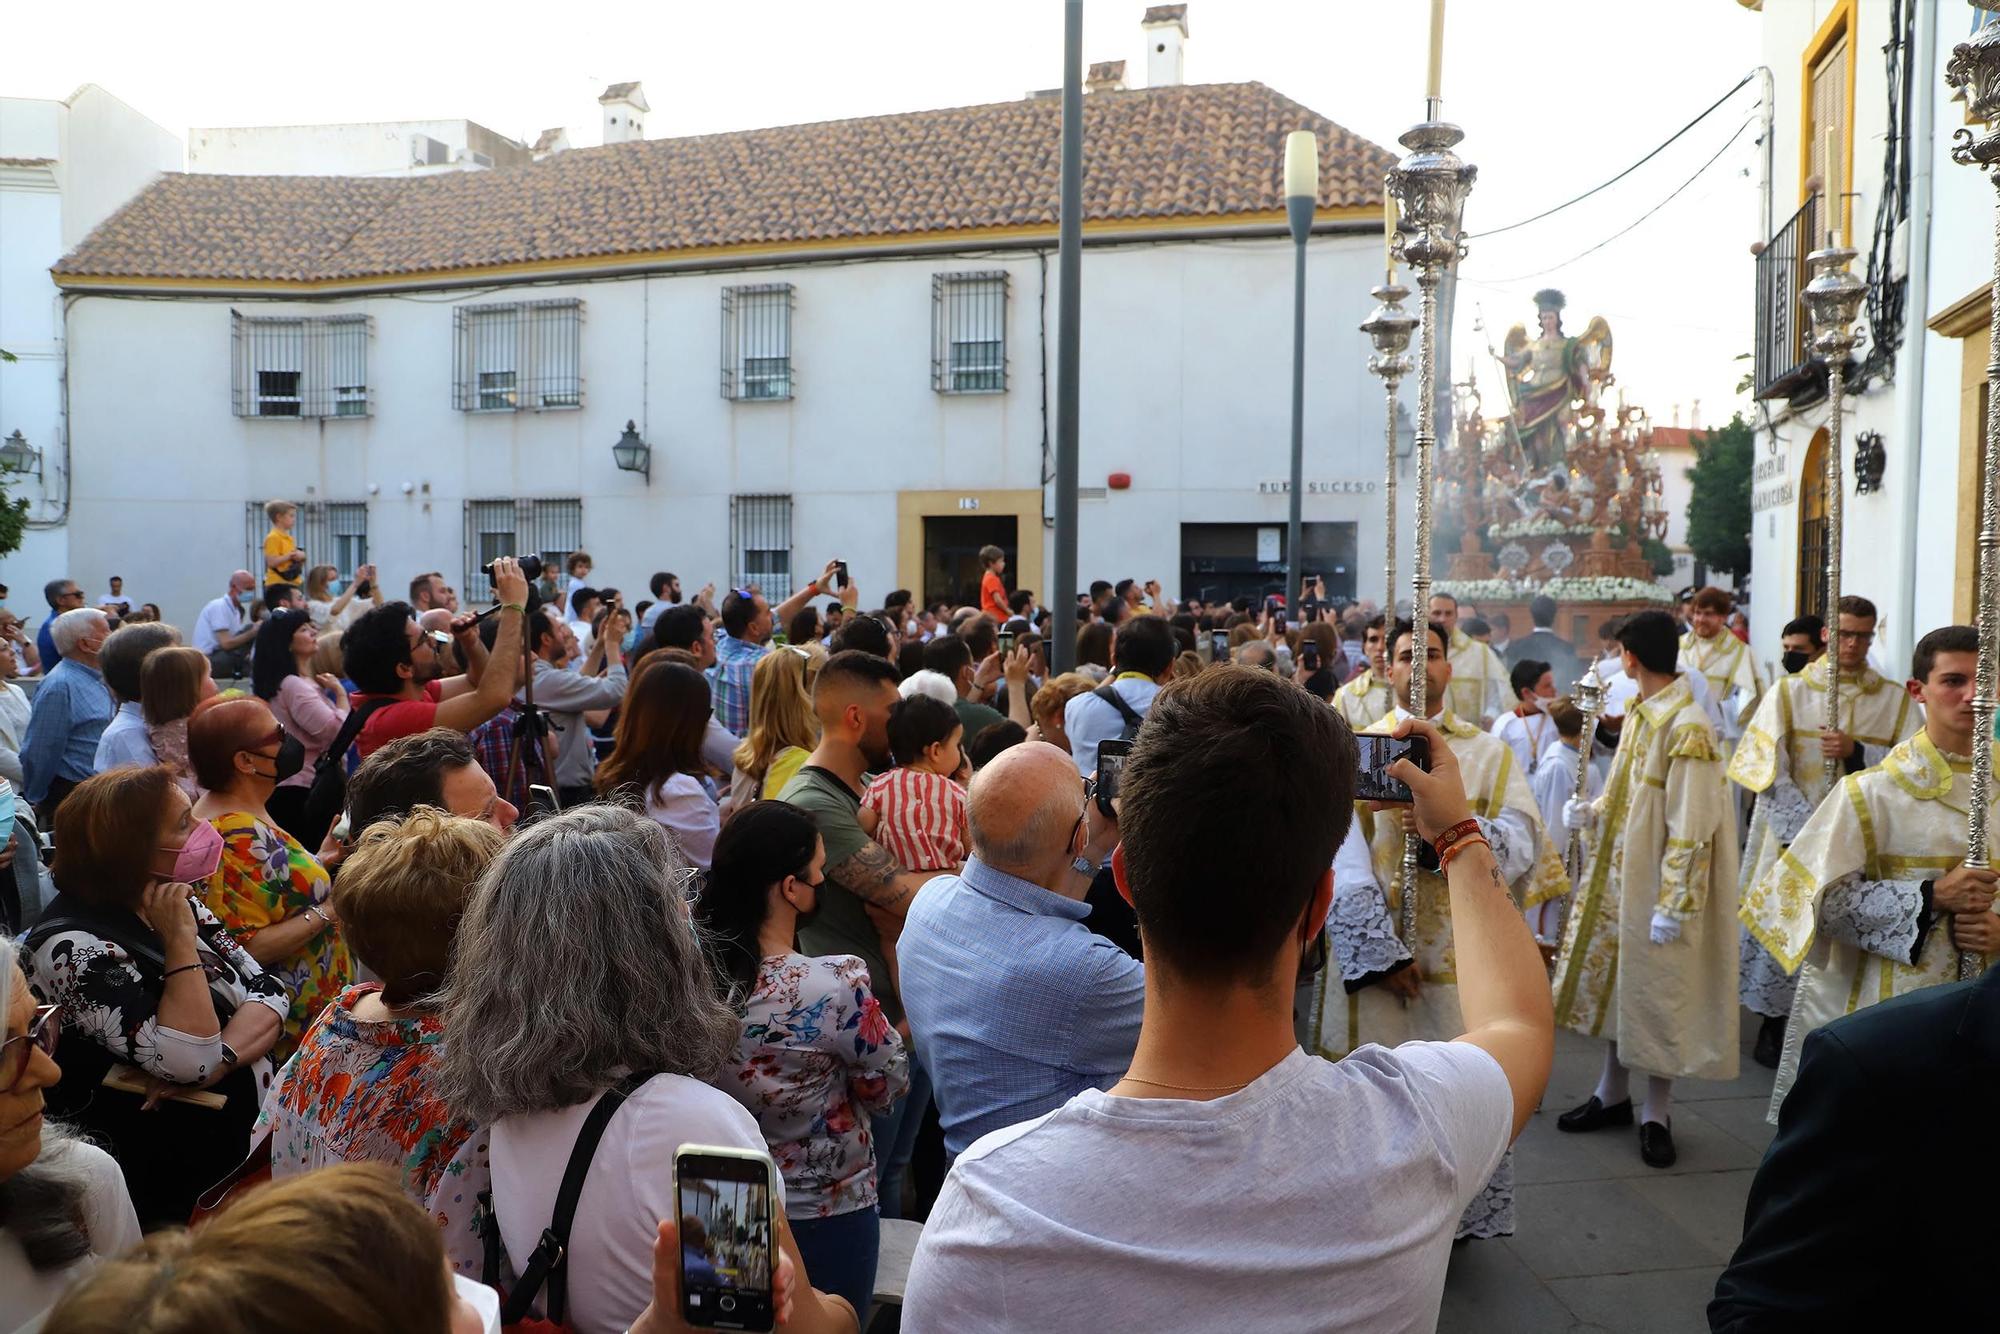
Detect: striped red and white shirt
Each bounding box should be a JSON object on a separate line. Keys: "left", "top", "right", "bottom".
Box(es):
{"left": 862, "top": 767, "right": 969, "bottom": 872}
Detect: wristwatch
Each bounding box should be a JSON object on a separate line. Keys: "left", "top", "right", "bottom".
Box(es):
{"left": 218, "top": 1042, "right": 240, "bottom": 1069}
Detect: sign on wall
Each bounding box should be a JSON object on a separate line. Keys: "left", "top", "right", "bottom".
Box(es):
{"left": 1752, "top": 450, "right": 1792, "bottom": 512}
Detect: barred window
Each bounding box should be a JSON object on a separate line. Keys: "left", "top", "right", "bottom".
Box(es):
{"left": 242, "top": 501, "right": 369, "bottom": 578}
{"left": 462, "top": 498, "right": 583, "bottom": 602}
{"left": 730, "top": 494, "right": 793, "bottom": 601}
{"left": 931, "top": 271, "right": 1008, "bottom": 394}
{"left": 453, "top": 300, "right": 583, "bottom": 412}
{"left": 720, "top": 284, "right": 794, "bottom": 401}
{"left": 231, "top": 313, "right": 370, "bottom": 418}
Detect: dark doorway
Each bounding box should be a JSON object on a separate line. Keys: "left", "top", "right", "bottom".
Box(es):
{"left": 923, "top": 515, "right": 1018, "bottom": 609}
{"left": 1180, "top": 521, "right": 1357, "bottom": 609}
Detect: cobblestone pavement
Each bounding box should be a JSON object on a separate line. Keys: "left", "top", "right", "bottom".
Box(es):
{"left": 1438, "top": 1013, "right": 1773, "bottom": 1333}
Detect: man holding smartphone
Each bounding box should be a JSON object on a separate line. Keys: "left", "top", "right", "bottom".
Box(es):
{"left": 904, "top": 668, "right": 1553, "bottom": 1331}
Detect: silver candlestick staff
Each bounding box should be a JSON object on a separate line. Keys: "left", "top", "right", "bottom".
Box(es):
{"left": 1800, "top": 233, "right": 1865, "bottom": 791}
{"left": 1361, "top": 282, "right": 1417, "bottom": 619}
{"left": 1945, "top": 5, "right": 2000, "bottom": 981}
{"left": 1386, "top": 108, "right": 1476, "bottom": 940}
{"left": 1554, "top": 662, "right": 1608, "bottom": 952}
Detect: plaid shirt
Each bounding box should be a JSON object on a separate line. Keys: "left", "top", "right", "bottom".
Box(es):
{"left": 709, "top": 631, "right": 767, "bottom": 737}
{"left": 467, "top": 704, "right": 531, "bottom": 814}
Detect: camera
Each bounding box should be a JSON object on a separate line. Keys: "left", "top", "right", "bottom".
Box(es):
{"left": 486, "top": 554, "right": 544, "bottom": 582}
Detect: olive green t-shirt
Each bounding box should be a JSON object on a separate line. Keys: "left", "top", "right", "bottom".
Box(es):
{"left": 775, "top": 764, "right": 902, "bottom": 1022}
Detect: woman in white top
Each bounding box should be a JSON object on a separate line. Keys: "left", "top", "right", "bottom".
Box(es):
{"left": 251, "top": 609, "right": 350, "bottom": 843}
{"left": 594, "top": 658, "right": 721, "bottom": 870}
{"left": 0, "top": 933, "right": 142, "bottom": 1333}
{"left": 302, "top": 562, "right": 381, "bottom": 631}
{"left": 439, "top": 806, "right": 857, "bottom": 1334}
{"left": 0, "top": 632, "right": 32, "bottom": 788}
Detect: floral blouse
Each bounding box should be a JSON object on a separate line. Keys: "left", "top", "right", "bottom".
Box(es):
{"left": 257, "top": 984, "right": 490, "bottom": 1276}
{"left": 22, "top": 895, "right": 290, "bottom": 1092}
{"left": 197, "top": 811, "right": 351, "bottom": 1058}
{"left": 719, "top": 953, "right": 907, "bottom": 1218}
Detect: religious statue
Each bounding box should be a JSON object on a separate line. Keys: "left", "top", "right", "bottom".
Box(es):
{"left": 1499, "top": 290, "right": 1612, "bottom": 471}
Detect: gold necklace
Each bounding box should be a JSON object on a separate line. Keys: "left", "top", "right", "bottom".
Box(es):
{"left": 1120, "top": 1073, "right": 1252, "bottom": 1093}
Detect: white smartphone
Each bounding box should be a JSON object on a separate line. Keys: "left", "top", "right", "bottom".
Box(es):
{"left": 675, "top": 1144, "right": 778, "bottom": 1331}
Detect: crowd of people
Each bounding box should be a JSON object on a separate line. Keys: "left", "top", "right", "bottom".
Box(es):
{"left": 0, "top": 510, "right": 1992, "bottom": 1331}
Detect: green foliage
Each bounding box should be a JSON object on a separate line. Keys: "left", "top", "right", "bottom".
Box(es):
{"left": 1685, "top": 413, "right": 1753, "bottom": 577}
{"left": 0, "top": 477, "right": 26, "bottom": 561}
{"left": 1640, "top": 536, "right": 1676, "bottom": 576}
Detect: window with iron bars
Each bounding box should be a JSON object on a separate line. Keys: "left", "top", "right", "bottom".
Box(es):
{"left": 242, "top": 501, "right": 369, "bottom": 583}
{"left": 720, "top": 284, "right": 794, "bottom": 401}
{"left": 730, "top": 495, "right": 794, "bottom": 602}
{"left": 931, "top": 271, "right": 1009, "bottom": 393}
{"left": 462, "top": 498, "right": 583, "bottom": 602}
{"left": 231, "top": 314, "right": 370, "bottom": 418}
{"left": 452, "top": 300, "right": 584, "bottom": 412}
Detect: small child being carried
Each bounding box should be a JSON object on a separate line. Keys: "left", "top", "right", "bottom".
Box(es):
{"left": 859, "top": 693, "right": 969, "bottom": 873}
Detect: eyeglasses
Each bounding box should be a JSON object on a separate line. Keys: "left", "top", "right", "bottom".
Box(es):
{"left": 419, "top": 628, "right": 452, "bottom": 649}
{"left": 1, "top": 1003, "right": 60, "bottom": 1093}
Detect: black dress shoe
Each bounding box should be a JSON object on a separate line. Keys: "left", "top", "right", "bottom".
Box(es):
{"left": 1752, "top": 1015, "right": 1784, "bottom": 1069}
{"left": 1556, "top": 1095, "right": 1634, "bottom": 1133}
{"left": 1640, "top": 1119, "right": 1677, "bottom": 1169}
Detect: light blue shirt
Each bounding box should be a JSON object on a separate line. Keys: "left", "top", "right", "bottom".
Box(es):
{"left": 93, "top": 701, "right": 157, "bottom": 773}
{"left": 899, "top": 857, "right": 1146, "bottom": 1156}
{"left": 20, "top": 657, "right": 113, "bottom": 803}
{"left": 1063, "top": 674, "right": 1161, "bottom": 777}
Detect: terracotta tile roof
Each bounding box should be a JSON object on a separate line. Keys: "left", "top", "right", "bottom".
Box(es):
{"left": 1143, "top": 4, "right": 1189, "bottom": 34}
{"left": 599, "top": 81, "right": 647, "bottom": 105}
{"left": 1088, "top": 60, "right": 1128, "bottom": 88}
{"left": 54, "top": 81, "right": 1395, "bottom": 289}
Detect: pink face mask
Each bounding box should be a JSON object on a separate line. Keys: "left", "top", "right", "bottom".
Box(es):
{"left": 160, "top": 820, "right": 224, "bottom": 883}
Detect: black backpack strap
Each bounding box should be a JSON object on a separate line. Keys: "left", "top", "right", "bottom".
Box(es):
{"left": 498, "top": 1070, "right": 660, "bottom": 1327}
{"left": 1092, "top": 684, "right": 1145, "bottom": 737}
{"left": 315, "top": 696, "right": 392, "bottom": 778}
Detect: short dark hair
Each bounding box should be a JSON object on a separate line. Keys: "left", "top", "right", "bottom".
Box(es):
{"left": 1008, "top": 588, "right": 1034, "bottom": 615}
{"left": 343, "top": 602, "right": 417, "bottom": 696}
{"left": 967, "top": 719, "right": 1028, "bottom": 769}
{"left": 814, "top": 648, "right": 901, "bottom": 701}
{"left": 346, "top": 728, "right": 478, "bottom": 837}
{"left": 650, "top": 571, "right": 676, "bottom": 599}
{"left": 719, "top": 589, "right": 758, "bottom": 638}
{"left": 1428, "top": 590, "right": 1459, "bottom": 610}
{"left": 407, "top": 572, "right": 443, "bottom": 604}
{"left": 785, "top": 606, "right": 820, "bottom": 645}
{"left": 1389, "top": 619, "right": 1450, "bottom": 659}
{"left": 1782, "top": 614, "right": 1825, "bottom": 644}
{"left": 961, "top": 615, "right": 998, "bottom": 663}
{"left": 99, "top": 621, "right": 178, "bottom": 703}
{"left": 887, "top": 693, "right": 960, "bottom": 766}
{"left": 654, "top": 604, "right": 709, "bottom": 653}
{"left": 43, "top": 578, "right": 75, "bottom": 609}
{"left": 896, "top": 640, "right": 926, "bottom": 678}
{"left": 884, "top": 589, "right": 913, "bottom": 612}
{"left": 567, "top": 586, "right": 601, "bottom": 615}
{"left": 1112, "top": 615, "right": 1176, "bottom": 678}
{"left": 922, "top": 635, "right": 973, "bottom": 680}
{"left": 1089, "top": 580, "right": 1113, "bottom": 599}
{"left": 1912, "top": 624, "right": 1978, "bottom": 682}
{"left": 1530, "top": 595, "right": 1557, "bottom": 628}
{"left": 1691, "top": 586, "right": 1733, "bottom": 615}
{"left": 828, "top": 614, "right": 892, "bottom": 660}
{"left": 1462, "top": 616, "right": 1490, "bottom": 638}
{"left": 1121, "top": 666, "right": 1356, "bottom": 985}
{"left": 1616, "top": 610, "right": 1681, "bottom": 674}
{"left": 979, "top": 544, "right": 1005, "bottom": 567}
{"left": 1835, "top": 594, "right": 1878, "bottom": 621}
{"left": 1510, "top": 659, "right": 1550, "bottom": 700}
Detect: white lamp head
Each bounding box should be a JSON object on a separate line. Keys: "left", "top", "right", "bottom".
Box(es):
{"left": 1283, "top": 130, "right": 1319, "bottom": 201}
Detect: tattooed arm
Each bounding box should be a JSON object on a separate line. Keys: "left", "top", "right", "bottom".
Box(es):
{"left": 825, "top": 838, "right": 936, "bottom": 917}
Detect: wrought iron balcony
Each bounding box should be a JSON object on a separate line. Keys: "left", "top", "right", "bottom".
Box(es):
{"left": 1753, "top": 197, "right": 1819, "bottom": 402}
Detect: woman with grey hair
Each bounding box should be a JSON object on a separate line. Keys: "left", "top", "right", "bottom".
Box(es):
{"left": 0, "top": 932, "right": 142, "bottom": 1330}
{"left": 443, "top": 805, "right": 859, "bottom": 1334}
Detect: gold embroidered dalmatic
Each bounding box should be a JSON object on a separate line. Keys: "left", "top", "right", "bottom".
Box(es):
{"left": 1552, "top": 675, "right": 1740, "bottom": 1081}
{"left": 1445, "top": 629, "right": 1510, "bottom": 726}
{"left": 1334, "top": 672, "right": 1394, "bottom": 733}
{"left": 1680, "top": 628, "right": 1764, "bottom": 735}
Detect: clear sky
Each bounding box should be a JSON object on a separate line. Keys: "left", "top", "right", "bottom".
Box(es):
{"left": 5, "top": 0, "right": 1761, "bottom": 429}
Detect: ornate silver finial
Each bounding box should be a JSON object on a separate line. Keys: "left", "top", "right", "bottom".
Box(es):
{"left": 1361, "top": 281, "right": 1418, "bottom": 383}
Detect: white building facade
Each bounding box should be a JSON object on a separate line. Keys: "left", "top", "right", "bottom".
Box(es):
{"left": 0, "top": 83, "right": 181, "bottom": 609}
{"left": 1744, "top": 0, "right": 1995, "bottom": 679}
{"left": 49, "top": 67, "right": 1417, "bottom": 629}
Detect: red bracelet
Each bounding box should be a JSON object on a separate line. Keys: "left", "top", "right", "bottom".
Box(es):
{"left": 1431, "top": 818, "right": 1482, "bottom": 857}
{"left": 1436, "top": 835, "right": 1490, "bottom": 875}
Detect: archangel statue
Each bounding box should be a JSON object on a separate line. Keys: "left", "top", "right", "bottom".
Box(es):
{"left": 1499, "top": 289, "right": 1612, "bottom": 471}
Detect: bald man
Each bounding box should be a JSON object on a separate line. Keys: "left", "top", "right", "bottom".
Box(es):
{"left": 898, "top": 739, "right": 1135, "bottom": 1159}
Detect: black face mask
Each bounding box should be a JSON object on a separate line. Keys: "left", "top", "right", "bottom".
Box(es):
{"left": 251, "top": 732, "right": 308, "bottom": 785}
{"left": 1781, "top": 650, "right": 1811, "bottom": 676}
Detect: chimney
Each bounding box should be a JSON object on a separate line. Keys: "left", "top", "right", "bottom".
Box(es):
{"left": 1671, "top": 403, "right": 1681, "bottom": 428}
{"left": 1143, "top": 4, "right": 1189, "bottom": 88}
{"left": 599, "top": 81, "right": 649, "bottom": 145}
{"left": 1087, "top": 60, "right": 1127, "bottom": 94}
{"left": 1689, "top": 398, "right": 1701, "bottom": 431}
{"left": 531, "top": 127, "right": 570, "bottom": 161}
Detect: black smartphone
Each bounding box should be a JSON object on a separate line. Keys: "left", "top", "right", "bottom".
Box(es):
{"left": 526, "top": 784, "right": 558, "bottom": 821}
{"left": 1095, "top": 738, "right": 1134, "bottom": 816}
{"left": 1355, "top": 733, "right": 1428, "bottom": 803}
{"left": 675, "top": 1145, "right": 777, "bottom": 1331}
{"left": 1211, "top": 630, "right": 1229, "bottom": 663}
{"left": 832, "top": 560, "right": 849, "bottom": 591}
{"left": 1300, "top": 641, "right": 1321, "bottom": 672}
{"left": 1273, "top": 612, "right": 1287, "bottom": 634}
{"left": 353, "top": 577, "right": 373, "bottom": 597}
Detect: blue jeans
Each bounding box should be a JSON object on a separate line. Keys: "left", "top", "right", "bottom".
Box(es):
{"left": 790, "top": 1206, "right": 879, "bottom": 1321}
{"left": 873, "top": 1049, "right": 932, "bottom": 1220}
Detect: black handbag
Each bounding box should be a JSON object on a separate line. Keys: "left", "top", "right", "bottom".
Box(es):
{"left": 296, "top": 696, "right": 391, "bottom": 850}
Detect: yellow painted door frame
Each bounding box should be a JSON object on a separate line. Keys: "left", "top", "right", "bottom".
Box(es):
{"left": 896, "top": 489, "right": 1044, "bottom": 609}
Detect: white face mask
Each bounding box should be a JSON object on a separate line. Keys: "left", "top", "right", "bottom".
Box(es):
{"left": 452, "top": 1274, "right": 501, "bottom": 1334}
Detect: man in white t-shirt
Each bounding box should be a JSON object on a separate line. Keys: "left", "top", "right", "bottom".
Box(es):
{"left": 903, "top": 668, "right": 1554, "bottom": 1334}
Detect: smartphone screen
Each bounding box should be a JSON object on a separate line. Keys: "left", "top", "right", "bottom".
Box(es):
{"left": 997, "top": 630, "right": 1016, "bottom": 655}
{"left": 676, "top": 1147, "right": 776, "bottom": 1331}
{"left": 526, "top": 784, "right": 558, "bottom": 822}
{"left": 1095, "top": 738, "right": 1133, "bottom": 815}
{"left": 1300, "top": 641, "right": 1321, "bottom": 672}
{"left": 1211, "top": 630, "right": 1229, "bottom": 663}
{"left": 1354, "top": 733, "right": 1429, "bottom": 804}
{"left": 832, "top": 560, "right": 848, "bottom": 591}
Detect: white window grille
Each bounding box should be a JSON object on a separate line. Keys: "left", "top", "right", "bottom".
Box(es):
{"left": 720, "top": 284, "right": 794, "bottom": 401}
{"left": 931, "top": 271, "right": 1009, "bottom": 393}
{"left": 730, "top": 495, "right": 793, "bottom": 601}
{"left": 453, "top": 300, "right": 583, "bottom": 411}
{"left": 462, "top": 498, "right": 584, "bottom": 602}
{"left": 231, "top": 313, "right": 370, "bottom": 418}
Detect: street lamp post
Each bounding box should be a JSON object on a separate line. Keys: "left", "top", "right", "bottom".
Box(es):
{"left": 1283, "top": 130, "right": 1318, "bottom": 615}
{"left": 1051, "top": 0, "right": 1084, "bottom": 674}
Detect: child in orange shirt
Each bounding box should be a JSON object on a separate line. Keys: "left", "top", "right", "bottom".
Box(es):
{"left": 977, "top": 544, "right": 1011, "bottom": 622}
